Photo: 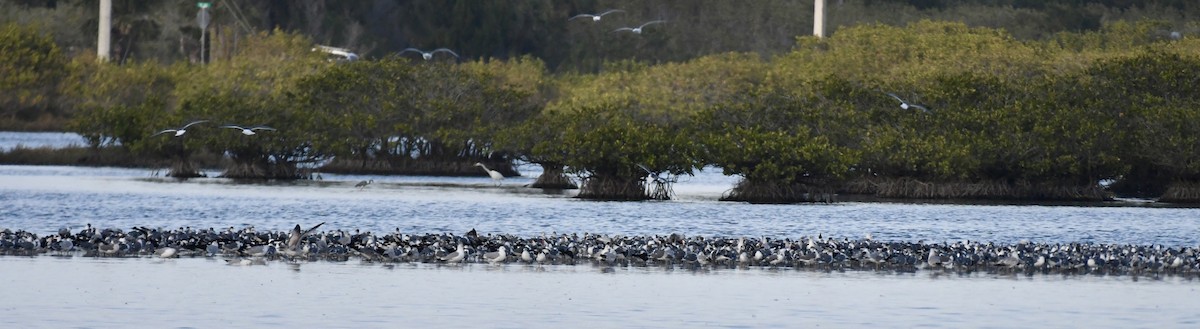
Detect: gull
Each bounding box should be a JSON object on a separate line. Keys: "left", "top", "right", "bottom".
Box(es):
{"left": 482, "top": 245, "right": 509, "bottom": 264}
{"left": 927, "top": 248, "right": 943, "bottom": 267}
{"left": 636, "top": 163, "right": 668, "bottom": 184}
{"left": 570, "top": 9, "right": 624, "bottom": 22}
{"left": 474, "top": 163, "right": 504, "bottom": 186}
{"left": 287, "top": 222, "right": 325, "bottom": 252}
{"left": 313, "top": 45, "right": 359, "bottom": 61}
{"left": 220, "top": 125, "right": 276, "bottom": 135}
{"left": 401, "top": 48, "right": 459, "bottom": 60}
{"left": 151, "top": 120, "right": 208, "bottom": 137}
{"left": 154, "top": 247, "right": 178, "bottom": 258}
{"left": 440, "top": 242, "right": 467, "bottom": 264}
{"left": 885, "top": 92, "right": 930, "bottom": 112}
{"left": 613, "top": 20, "right": 666, "bottom": 34}
{"left": 520, "top": 248, "right": 534, "bottom": 263}
{"left": 206, "top": 241, "right": 220, "bottom": 257}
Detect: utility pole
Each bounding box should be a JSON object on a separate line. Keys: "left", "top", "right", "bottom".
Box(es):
{"left": 814, "top": 0, "right": 826, "bottom": 38}
{"left": 98, "top": 0, "right": 111, "bottom": 62}
{"left": 197, "top": 2, "right": 211, "bottom": 64}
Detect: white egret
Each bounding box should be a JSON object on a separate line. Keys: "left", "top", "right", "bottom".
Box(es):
{"left": 220, "top": 125, "right": 276, "bottom": 135}
{"left": 151, "top": 120, "right": 208, "bottom": 137}
{"left": 613, "top": 20, "right": 666, "bottom": 34}
{"left": 474, "top": 162, "right": 504, "bottom": 186}
{"left": 400, "top": 48, "right": 459, "bottom": 60}
{"left": 569, "top": 9, "right": 624, "bottom": 22}
{"left": 885, "top": 92, "right": 930, "bottom": 112}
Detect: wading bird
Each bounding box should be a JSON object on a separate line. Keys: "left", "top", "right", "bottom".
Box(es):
{"left": 400, "top": 48, "right": 459, "bottom": 60}
{"left": 474, "top": 163, "right": 504, "bottom": 186}
{"left": 570, "top": 9, "right": 624, "bottom": 22}
{"left": 613, "top": 20, "right": 666, "bottom": 34}
{"left": 220, "top": 125, "right": 276, "bottom": 135}
{"left": 151, "top": 120, "right": 208, "bottom": 137}
{"left": 355, "top": 179, "right": 374, "bottom": 190}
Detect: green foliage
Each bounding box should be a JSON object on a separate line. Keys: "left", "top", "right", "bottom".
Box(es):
{"left": 0, "top": 23, "right": 68, "bottom": 122}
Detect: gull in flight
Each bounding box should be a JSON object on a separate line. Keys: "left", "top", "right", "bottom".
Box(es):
{"left": 636, "top": 163, "right": 668, "bottom": 184}
{"left": 613, "top": 20, "right": 666, "bottom": 34}
{"left": 570, "top": 9, "right": 624, "bottom": 22}
{"left": 885, "top": 92, "right": 930, "bottom": 112}
{"left": 220, "top": 125, "right": 276, "bottom": 135}
{"left": 400, "top": 48, "right": 460, "bottom": 60}
{"left": 151, "top": 120, "right": 208, "bottom": 137}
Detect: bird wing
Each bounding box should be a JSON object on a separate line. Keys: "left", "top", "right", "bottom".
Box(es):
{"left": 612, "top": 27, "right": 635, "bottom": 33}
{"left": 219, "top": 125, "right": 246, "bottom": 130}
{"left": 598, "top": 9, "right": 624, "bottom": 16}
{"left": 151, "top": 129, "right": 177, "bottom": 137}
{"left": 885, "top": 92, "right": 905, "bottom": 102}
{"left": 432, "top": 48, "right": 460, "bottom": 58}
{"left": 181, "top": 120, "right": 209, "bottom": 129}
{"left": 400, "top": 48, "right": 424, "bottom": 55}
{"left": 569, "top": 14, "right": 596, "bottom": 20}
{"left": 640, "top": 20, "right": 666, "bottom": 28}
{"left": 250, "top": 126, "right": 276, "bottom": 131}
{"left": 636, "top": 163, "right": 654, "bottom": 175}
{"left": 302, "top": 222, "right": 325, "bottom": 238}
{"left": 910, "top": 104, "right": 930, "bottom": 112}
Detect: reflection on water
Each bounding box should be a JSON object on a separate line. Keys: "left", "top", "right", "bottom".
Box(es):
{"left": 1, "top": 256, "right": 1196, "bottom": 328}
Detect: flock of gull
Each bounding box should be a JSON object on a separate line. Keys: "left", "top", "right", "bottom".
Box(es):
{"left": 2, "top": 224, "right": 1197, "bottom": 277}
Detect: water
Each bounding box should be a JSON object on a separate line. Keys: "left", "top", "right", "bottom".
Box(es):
{"left": 0, "top": 131, "right": 87, "bottom": 151}
{"left": 2, "top": 165, "right": 1199, "bottom": 247}
{"left": 2, "top": 256, "right": 1196, "bottom": 328}
{"left": 4, "top": 127, "right": 1200, "bottom": 327}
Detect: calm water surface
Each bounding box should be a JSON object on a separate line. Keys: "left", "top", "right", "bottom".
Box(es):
{"left": 2, "top": 256, "right": 1197, "bottom": 328}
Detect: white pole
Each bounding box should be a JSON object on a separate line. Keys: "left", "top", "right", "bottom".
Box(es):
{"left": 98, "top": 0, "right": 112, "bottom": 62}
{"left": 813, "top": 0, "right": 826, "bottom": 38}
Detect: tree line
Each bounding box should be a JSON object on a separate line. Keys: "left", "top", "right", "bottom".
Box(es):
{"left": 5, "top": 13, "right": 1200, "bottom": 202}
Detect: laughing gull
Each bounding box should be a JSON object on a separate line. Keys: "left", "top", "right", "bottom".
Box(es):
{"left": 570, "top": 9, "right": 624, "bottom": 22}
{"left": 400, "top": 48, "right": 459, "bottom": 60}
{"left": 151, "top": 120, "right": 208, "bottom": 137}
{"left": 885, "top": 92, "right": 930, "bottom": 112}
{"left": 220, "top": 125, "right": 276, "bottom": 135}
{"left": 613, "top": 20, "right": 666, "bottom": 34}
